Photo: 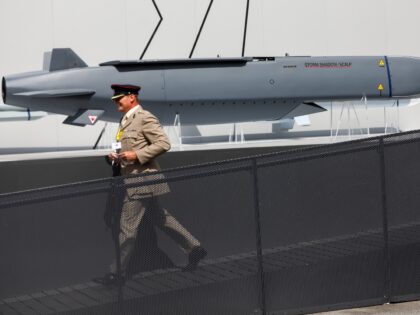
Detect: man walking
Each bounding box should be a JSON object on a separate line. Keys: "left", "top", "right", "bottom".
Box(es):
{"left": 97, "top": 84, "right": 206, "bottom": 285}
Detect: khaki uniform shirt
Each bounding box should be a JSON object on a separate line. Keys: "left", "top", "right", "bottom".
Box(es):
{"left": 119, "top": 108, "right": 171, "bottom": 197}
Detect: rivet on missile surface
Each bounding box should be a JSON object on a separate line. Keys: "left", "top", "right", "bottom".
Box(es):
{"left": 269, "top": 79, "right": 275, "bottom": 85}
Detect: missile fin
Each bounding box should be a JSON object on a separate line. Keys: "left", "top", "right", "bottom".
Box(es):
{"left": 282, "top": 102, "right": 326, "bottom": 119}
{"left": 44, "top": 48, "right": 88, "bottom": 71}
{"left": 63, "top": 109, "right": 104, "bottom": 127}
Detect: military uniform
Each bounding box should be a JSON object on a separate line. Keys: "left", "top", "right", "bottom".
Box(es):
{"left": 110, "top": 105, "right": 200, "bottom": 276}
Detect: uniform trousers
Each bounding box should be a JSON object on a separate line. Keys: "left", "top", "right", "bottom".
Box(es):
{"left": 110, "top": 194, "right": 200, "bottom": 275}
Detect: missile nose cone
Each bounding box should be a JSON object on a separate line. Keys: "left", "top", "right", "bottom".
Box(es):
{"left": 2, "top": 77, "right": 6, "bottom": 104}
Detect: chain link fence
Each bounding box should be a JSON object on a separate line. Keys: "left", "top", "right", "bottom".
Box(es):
{"left": 1, "top": 130, "right": 420, "bottom": 314}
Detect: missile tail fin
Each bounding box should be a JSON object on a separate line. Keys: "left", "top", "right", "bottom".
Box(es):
{"left": 43, "top": 52, "right": 52, "bottom": 71}
{"left": 43, "top": 48, "right": 88, "bottom": 72}
{"left": 282, "top": 102, "right": 326, "bottom": 120}
{"left": 63, "top": 109, "right": 104, "bottom": 126}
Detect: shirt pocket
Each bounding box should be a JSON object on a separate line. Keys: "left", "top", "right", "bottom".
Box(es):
{"left": 122, "top": 130, "right": 138, "bottom": 139}
{"left": 121, "top": 130, "right": 140, "bottom": 149}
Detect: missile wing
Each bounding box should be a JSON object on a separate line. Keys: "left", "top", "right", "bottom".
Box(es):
{"left": 3, "top": 48, "right": 420, "bottom": 126}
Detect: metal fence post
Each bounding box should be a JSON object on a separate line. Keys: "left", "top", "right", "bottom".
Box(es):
{"left": 252, "top": 158, "right": 266, "bottom": 315}
{"left": 379, "top": 138, "right": 392, "bottom": 301}
{"left": 110, "top": 177, "right": 124, "bottom": 312}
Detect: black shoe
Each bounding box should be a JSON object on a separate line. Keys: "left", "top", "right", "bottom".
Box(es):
{"left": 183, "top": 246, "right": 207, "bottom": 271}
{"left": 93, "top": 273, "right": 124, "bottom": 286}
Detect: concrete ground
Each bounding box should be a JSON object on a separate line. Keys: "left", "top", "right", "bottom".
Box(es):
{"left": 313, "top": 301, "right": 420, "bottom": 314}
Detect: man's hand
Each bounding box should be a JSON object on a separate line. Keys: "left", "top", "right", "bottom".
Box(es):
{"left": 118, "top": 151, "right": 138, "bottom": 162}
{"left": 108, "top": 152, "right": 119, "bottom": 162}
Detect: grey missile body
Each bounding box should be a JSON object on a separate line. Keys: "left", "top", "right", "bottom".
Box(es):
{"left": 2, "top": 48, "right": 420, "bottom": 126}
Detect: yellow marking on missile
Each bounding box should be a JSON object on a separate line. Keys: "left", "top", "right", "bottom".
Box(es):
{"left": 378, "top": 84, "right": 384, "bottom": 91}
{"left": 379, "top": 60, "right": 385, "bottom": 67}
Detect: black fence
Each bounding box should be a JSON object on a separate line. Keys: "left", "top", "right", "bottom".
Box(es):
{"left": 2, "top": 130, "right": 420, "bottom": 314}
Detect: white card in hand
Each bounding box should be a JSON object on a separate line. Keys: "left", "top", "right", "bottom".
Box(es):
{"left": 112, "top": 142, "right": 122, "bottom": 151}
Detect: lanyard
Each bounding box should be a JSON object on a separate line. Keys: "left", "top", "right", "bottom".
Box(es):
{"left": 116, "top": 116, "right": 124, "bottom": 141}
{"left": 116, "top": 128, "right": 122, "bottom": 141}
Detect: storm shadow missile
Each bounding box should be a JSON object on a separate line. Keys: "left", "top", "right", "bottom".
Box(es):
{"left": 3, "top": 48, "right": 420, "bottom": 126}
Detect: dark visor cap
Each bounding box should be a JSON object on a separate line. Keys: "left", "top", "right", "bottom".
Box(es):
{"left": 111, "top": 84, "right": 141, "bottom": 100}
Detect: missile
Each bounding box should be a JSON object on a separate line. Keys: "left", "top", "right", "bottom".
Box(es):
{"left": 2, "top": 48, "right": 420, "bottom": 126}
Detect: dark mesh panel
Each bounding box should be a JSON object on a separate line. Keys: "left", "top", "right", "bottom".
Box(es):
{"left": 384, "top": 133, "right": 420, "bottom": 301}
{"left": 115, "top": 161, "right": 261, "bottom": 315}
{"left": 258, "top": 144, "right": 386, "bottom": 313}
{"left": 0, "top": 179, "right": 122, "bottom": 314}
{"left": 6, "top": 130, "right": 420, "bottom": 314}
